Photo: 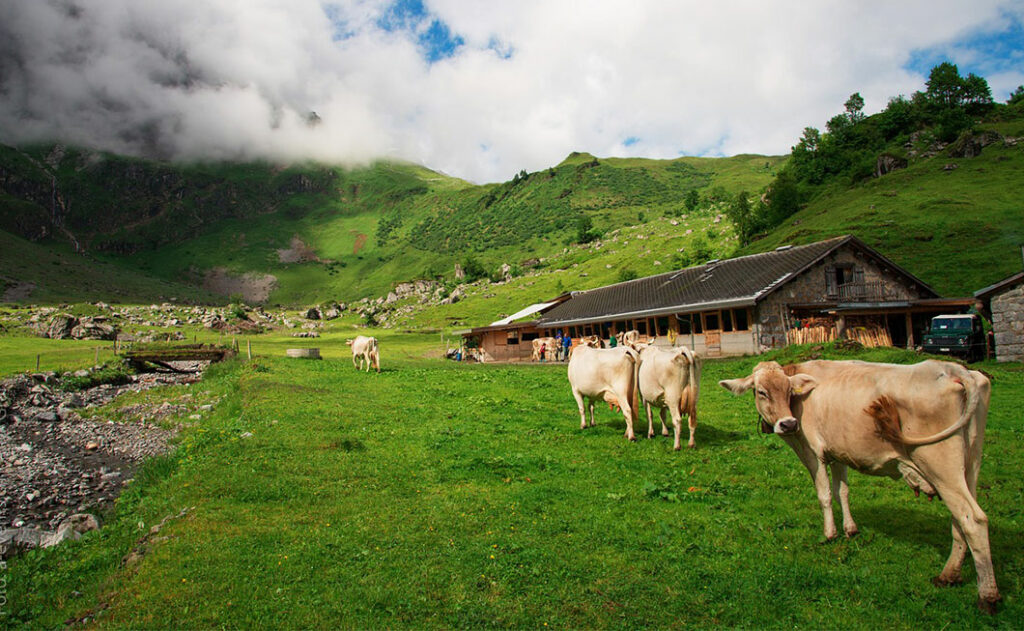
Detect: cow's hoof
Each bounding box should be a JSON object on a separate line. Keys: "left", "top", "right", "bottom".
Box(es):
{"left": 687, "top": 443, "right": 695, "bottom": 450}
{"left": 674, "top": 445, "right": 682, "bottom": 451}
{"left": 931, "top": 574, "right": 963, "bottom": 588}
{"left": 844, "top": 528, "right": 860, "bottom": 539}
{"left": 648, "top": 432, "right": 655, "bottom": 439}
{"left": 977, "top": 595, "right": 1002, "bottom": 615}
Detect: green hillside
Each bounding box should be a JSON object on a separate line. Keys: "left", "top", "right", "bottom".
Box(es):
{"left": 3, "top": 66, "right": 1023, "bottom": 313}
{"left": 739, "top": 119, "right": 1024, "bottom": 297}
{"left": 0, "top": 144, "right": 783, "bottom": 305}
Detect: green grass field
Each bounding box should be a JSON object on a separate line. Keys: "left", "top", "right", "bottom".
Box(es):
{"left": 5, "top": 333, "right": 1022, "bottom": 628}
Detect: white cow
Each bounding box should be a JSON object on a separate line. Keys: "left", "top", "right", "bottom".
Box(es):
{"left": 531, "top": 336, "right": 557, "bottom": 361}
{"left": 346, "top": 335, "right": 380, "bottom": 373}
{"left": 567, "top": 344, "right": 640, "bottom": 441}
{"left": 720, "top": 359, "right": 999, "bottom": 613}
{"left": 615, "top": 329, "right": 642, "bottom": 349}
{"left": 637, "top": 345, "right": 702, "bottom": 450}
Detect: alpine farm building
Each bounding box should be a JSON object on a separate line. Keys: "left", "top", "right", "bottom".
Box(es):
{"left": 463, "top": 235, "right": 973, "bottom": 360}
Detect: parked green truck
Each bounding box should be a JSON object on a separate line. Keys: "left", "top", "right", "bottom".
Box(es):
{"left": 920, "top": 314, "right": 986, "bottom": 362}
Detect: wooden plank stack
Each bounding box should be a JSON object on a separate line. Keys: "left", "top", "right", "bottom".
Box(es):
{"left": 845, "top": 326, "right": 892, "bottom": 348}
{"left": 787, "top": 319, "right": 838, "bottom": 345}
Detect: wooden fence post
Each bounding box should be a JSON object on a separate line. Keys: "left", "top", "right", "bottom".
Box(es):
{"left": 36, "top": 354, "right": 40, "bottom": 371}
{"left": 247, "top": 340, "right": 252, "bottom": 360}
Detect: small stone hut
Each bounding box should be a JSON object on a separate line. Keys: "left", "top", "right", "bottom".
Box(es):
{"left": 975, "top": 270, "right": 1024, "bottom": 362}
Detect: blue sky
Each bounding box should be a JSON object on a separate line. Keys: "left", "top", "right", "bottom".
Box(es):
{"left": 905, "top": 10, "right": 1024, "bottom": 99}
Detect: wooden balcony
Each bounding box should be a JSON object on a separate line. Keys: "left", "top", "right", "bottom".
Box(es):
{"left": 827, "top": 281, "right": 899, "bottom": 302}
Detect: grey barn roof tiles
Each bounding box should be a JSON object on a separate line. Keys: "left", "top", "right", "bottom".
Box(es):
{"left": 536, "top": 235, "right": 924, "bottom": 327}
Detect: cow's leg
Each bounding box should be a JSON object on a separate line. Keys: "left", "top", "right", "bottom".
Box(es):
{"left": 667, "top": 406, "right": 683, "bottom": 451}
{"left": 619, "top": 393, "right": 636, "bottom": 441}
{"left": 790, "top": 443, "right": 837, "bottom": 540}
{"left": 918, "top": 464, "right": 1000, "bottom": 612}
{"left": 646, "top": 403, "right": 655, "bottom": 439}
{"left": 685, "top": 394, "right": 697, "bottom": 449}
{"left": 829, "top": 463, "right": 858, "bottom": 537}
{"left": 572, "top": 390, "right": 587, "bottom": 430}
{"left": 588, "top": 401, "right": 596, "bottom": 427}
{"left": 660, "top": 407, "right": 670, "bottom": 437}
{"left": 935, "top": 523, "right": 968, "bottom": 588}
{"left": 352, "top": 354, "right": 358, "bottom": 369}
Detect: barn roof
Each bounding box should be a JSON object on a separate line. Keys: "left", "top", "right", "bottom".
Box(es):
{"left": 974, "top": 270, "right": 1024, "bottom": 300}
{"left": 536, "top": 234, "right": 937, "bottom": 327}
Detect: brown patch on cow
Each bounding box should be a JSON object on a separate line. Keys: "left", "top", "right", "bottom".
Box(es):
{"left": 866, "top": 396, "right": 903, "bottom": 443}
{"left": 351, "top": 231, "right": 367, "bottom": 255}
{"left": 781, "top": 363, "right": 802, "bottom": 377}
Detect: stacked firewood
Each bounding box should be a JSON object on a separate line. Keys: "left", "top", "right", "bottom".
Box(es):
{"left": 845, "top": 326, "right": 892, "bottom": 348}
{"left": 787, "top": 318, "right": 838, "bottom": 345}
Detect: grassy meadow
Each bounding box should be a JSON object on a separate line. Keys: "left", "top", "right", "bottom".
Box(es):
{"left": 4, "top": 331, "right": 1023, "bottom": 629}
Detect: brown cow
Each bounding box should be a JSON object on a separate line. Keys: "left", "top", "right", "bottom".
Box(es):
{"left": 720, "top": 359, "right": 999, "bottom": 613}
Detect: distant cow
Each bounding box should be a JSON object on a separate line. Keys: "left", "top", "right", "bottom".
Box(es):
{"left": 531, "top": 337, "right": 557, "bottom": 361}
{"left": 567, "top": 345, "right": 640, "bottom": 441}
{"left": 346, "top": 335, "right": 380, "bottom": 373}
{"left": 720, "top": 359, "right": 999, "bottom": 613}
{"left": 615, "top": 329, "right": 642, "bottom": 349}
{"left": 637, "top": 345, "right": 702, "bottom": 450}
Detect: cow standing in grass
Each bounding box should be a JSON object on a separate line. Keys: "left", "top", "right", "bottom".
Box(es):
{"left": 346, "top": 336, "right": 380, "bottom": 373}
{"left": 567, "top": 344, "right": 640, "bottom": 440}
{"left": 719, "top": 359, "right": 1000, "bottom": 613}
{"left": 532, "top": 337, "right": 557, "bottom": 362}
{"left": 616, "top": 329, "right": 642, "bottom": 349}
{"left": 637, "top": 345, "right": 702, "bottom": 450}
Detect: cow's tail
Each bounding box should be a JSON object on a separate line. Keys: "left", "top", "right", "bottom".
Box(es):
{"left": 627, "top": 347, "right": 641, "bottom": 428}
{"left": 681, "top": 347, "right": 701, "bottom": 421}
{"left": 867, "top": 368, "right": 979, "bottom": 447}
{"left": 345, "top": 339, "right": 353, "bottom": 346}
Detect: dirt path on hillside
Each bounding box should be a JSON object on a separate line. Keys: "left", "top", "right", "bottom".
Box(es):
{"left": 352, "top": 231, "right": 367, "bottom": 255}
{"left": 202, "top": 268, "right": 277, "bottom": 303}
{"left": 2, "top": 281, "right": 35, "bottom": 303}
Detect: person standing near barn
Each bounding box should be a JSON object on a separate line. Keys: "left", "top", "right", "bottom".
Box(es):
{"left": 562, "top": 333, "right": 572, "bottom": 361}
{"left": 555, "top": 332, "right": 564, "bottom": 361}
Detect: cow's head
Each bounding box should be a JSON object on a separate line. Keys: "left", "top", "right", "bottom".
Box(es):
{"left": 718, "top": 361, "right": 817, "bottom": 435}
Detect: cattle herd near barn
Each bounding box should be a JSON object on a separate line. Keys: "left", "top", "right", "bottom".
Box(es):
{"left": 350, "top": 332, "right": 1001, "bottom": 613}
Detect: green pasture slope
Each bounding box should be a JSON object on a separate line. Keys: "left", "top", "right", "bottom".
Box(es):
{"left": 742, "top": 118, "right": 1024, "bottom": 297}
{"left": 7, "top": 337, "right": 1022, "bottom": 628}
{"left": 0, "top": 143, "right": 783, "bottom": 305}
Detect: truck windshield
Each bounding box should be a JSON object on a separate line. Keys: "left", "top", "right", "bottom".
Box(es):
{"left": 932, "top": 318, "right": 971, "bottom": 331}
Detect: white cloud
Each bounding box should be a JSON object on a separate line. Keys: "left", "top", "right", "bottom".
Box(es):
{"left": 0, "top": 0, "right": 1020, "bottom": 183}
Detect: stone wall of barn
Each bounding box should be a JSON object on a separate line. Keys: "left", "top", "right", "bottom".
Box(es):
{"left": 991, "top": 283, "right": 1024, "bottom": 362}
{"left": 754, "top": 246, "right": 931, "bottom": 349}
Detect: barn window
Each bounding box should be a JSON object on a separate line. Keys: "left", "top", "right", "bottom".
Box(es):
{"left": 693, "top": 314, "right": 703, "bottom": 334}
{"left": 722, "top": 309, "right": 734, "bottom": 332}
{"left": 733, "top": 308, "right": 749, "bottom": 331}
{"left": 636, "top": 320, "right": 647, "bottom": 335}
{"left": 677, "top": 314, "right": 693, "bottom": 335}
{"left": 600, "top": 322, "right": 612, "bottom": 338}
{"left": 521, "top": 332, "right": 539, "bottom": 341}
{"left": 704, "top": 311, "right": 720, "bottom": 330}
{"left": 507, "top": 331, "right": 519, "bottom": 345}
{"left": 656, "top": 316, "right": 670, "bottom": 336}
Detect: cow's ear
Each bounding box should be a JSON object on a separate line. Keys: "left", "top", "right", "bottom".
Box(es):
{"left": 789, "top": 373, "right": 817, "bottom": 396}
{"left": 719, "top": 375, "right": 754, "bottom": 395}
